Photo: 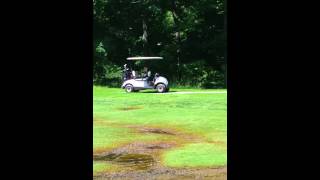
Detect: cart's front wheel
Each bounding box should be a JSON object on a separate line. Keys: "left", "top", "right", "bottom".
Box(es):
{"left": 156, "top": 84, "right": 166, "bottom": 93}
{"left": 125, "top": 85, "right": 134, "bottom": 93}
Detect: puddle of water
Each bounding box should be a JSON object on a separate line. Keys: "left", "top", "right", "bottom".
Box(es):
{"left": 94, "top": 153, "right": 155, "bottom": 170}
{"left": 114, "top": 154, "right": 155, "bottom": 170}
{"left": 93, "top": 153, "right": 121, "bottom": 161}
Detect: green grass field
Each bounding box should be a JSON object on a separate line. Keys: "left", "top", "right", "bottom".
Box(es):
{"left": 93, "top": 86, "right": 227, "bottom": 174}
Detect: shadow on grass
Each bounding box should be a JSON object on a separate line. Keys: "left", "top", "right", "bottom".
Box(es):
{"left": 141, "top": 91, "right": 177, "bottom": 93}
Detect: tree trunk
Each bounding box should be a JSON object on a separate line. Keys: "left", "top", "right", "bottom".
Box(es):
{"left": 142, "top": 17, "right": 150, "bottom": 56}
{"left": 176, "top": 32, "right": 181, "bottom": 82}
{"left": 221, "top": 63, "right": 227, "bottom": 88}
{"left": 171, "top": 0, "right": 182, "bottom": 83}
{"left": 225, "top": 63, "right": 227, "bottom": 88}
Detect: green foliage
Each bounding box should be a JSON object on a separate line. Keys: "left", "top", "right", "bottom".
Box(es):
{"left": 201, "top": 69, "right": 225, "bottom": 88}
{"left": 93, "top": 40, "right": 123, "bottom": 87}
{"left": 163, "top": 11, "right": 175, "bottom": 30}
{"left": 93, "top": 0, "right": 226, "bottom": 88}
{"left": 178, "top": 61, "right": 225, "bottom": 88}
{"left": 94, "top": 61, "right": 122, "bottom": 87}
{"left": 96, "top": 42, "right": 106, "bottom": 54}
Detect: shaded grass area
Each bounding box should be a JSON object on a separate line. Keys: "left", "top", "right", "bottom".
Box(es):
{"left": 93, "top": 86, "right": 227, "bottom": 170}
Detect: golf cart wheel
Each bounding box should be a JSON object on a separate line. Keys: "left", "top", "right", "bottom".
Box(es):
{"left": 156, "top": 84, "right": 166, "bottom": 93}
{"left": 125, "top": 84, "right": 134, "bottom": 93}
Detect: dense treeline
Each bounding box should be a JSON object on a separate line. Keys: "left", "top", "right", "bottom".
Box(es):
{"left": 94, "top": 0, "right": 226, "bottom": 88}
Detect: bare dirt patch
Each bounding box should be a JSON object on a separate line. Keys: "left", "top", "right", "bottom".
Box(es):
{"left": 94, "top": 153, "right": 122, "bottom": 161}
{"left": 139, "top": 128, "right": 176, "bottom": 135}
{"left": 94, "top": 142, "right": 175, "bottom": 157}
{"left": 93, "top": 126, "right": 226, "bottom": 179}
{"left": 94, "top": 141, "right": 226, "bottom": 179}
{"left": 117, "top": 106, "right": 143, "bottom": 111}
{"left": 93, "top": 166, "right": 227, "bottom": 180}
{"left": 146, "top": 145, "right": 169, "bottom": 149}
{"left": 126, "top": 126, "right": 201, "bottom": 140}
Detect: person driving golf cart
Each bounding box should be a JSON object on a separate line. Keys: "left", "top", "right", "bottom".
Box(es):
{"left": 142, "top": 67, "right": 153, "bottom": 85}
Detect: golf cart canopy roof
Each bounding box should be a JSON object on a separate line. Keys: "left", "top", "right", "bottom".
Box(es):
{"left": 127, "top": 57, "right": 163, "bottom": 61}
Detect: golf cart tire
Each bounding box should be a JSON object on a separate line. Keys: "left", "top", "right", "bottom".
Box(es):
{"left": 125, "top": 84, "right": 134, "bottom": 93}
{"left": 156, "top": 83, "right": 166, "bottom": 93}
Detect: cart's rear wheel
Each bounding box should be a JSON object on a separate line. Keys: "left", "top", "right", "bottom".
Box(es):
{"left": 125, "top": 84, "right": 134, "bottom": 93}
{"left": 156, "top": 84, "right": 166, "bottom": 93}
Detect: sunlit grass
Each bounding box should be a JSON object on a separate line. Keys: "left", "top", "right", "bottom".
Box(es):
{"left": 93, "top": 86, "right": 227, "bottom": 167}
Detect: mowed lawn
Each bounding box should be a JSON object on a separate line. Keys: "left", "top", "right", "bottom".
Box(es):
{"left": 93, "top": 86, "right": 227, "bottom": 173}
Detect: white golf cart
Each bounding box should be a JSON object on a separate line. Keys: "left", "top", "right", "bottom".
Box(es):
{"left": 121, "top": 57, "right": 169, "bottom": 93}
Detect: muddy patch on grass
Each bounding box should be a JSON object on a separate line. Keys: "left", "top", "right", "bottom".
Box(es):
{"left": 115, "top": 154, "right": 155, "bottom": 170}
{"left": 126, "top": 125, "right": 205, "bottom": 144}
{"left": 95, "top": 142, "right": 175, "bottom": 157}
{"left": 139, "top": 128, "right": 176, "bottom": 135}
{"left": 94, "top": 153, "right": 122, "bottom": 161}
{"left": 94, "top": 153, "right": 155, "bottom": 170}
{"left": 93, "top": 126, "right": 227, "bottom": 179}
{"left": 117, "top": 106, "right": 143, "bottom": 111}
{"left": 146, "top": 145, "right": 169, "bottom": 149}
{"left": 94, "top": 141, "right": 226, "bottom": 179}
{"left": 94, "top": 150, "right": 226, "bottom": 179}
{"left": 93, "top": 166, "right": 227, "bottom": 180}
{"left": 94, "top": 142, "right": 176, "bottom": 172}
